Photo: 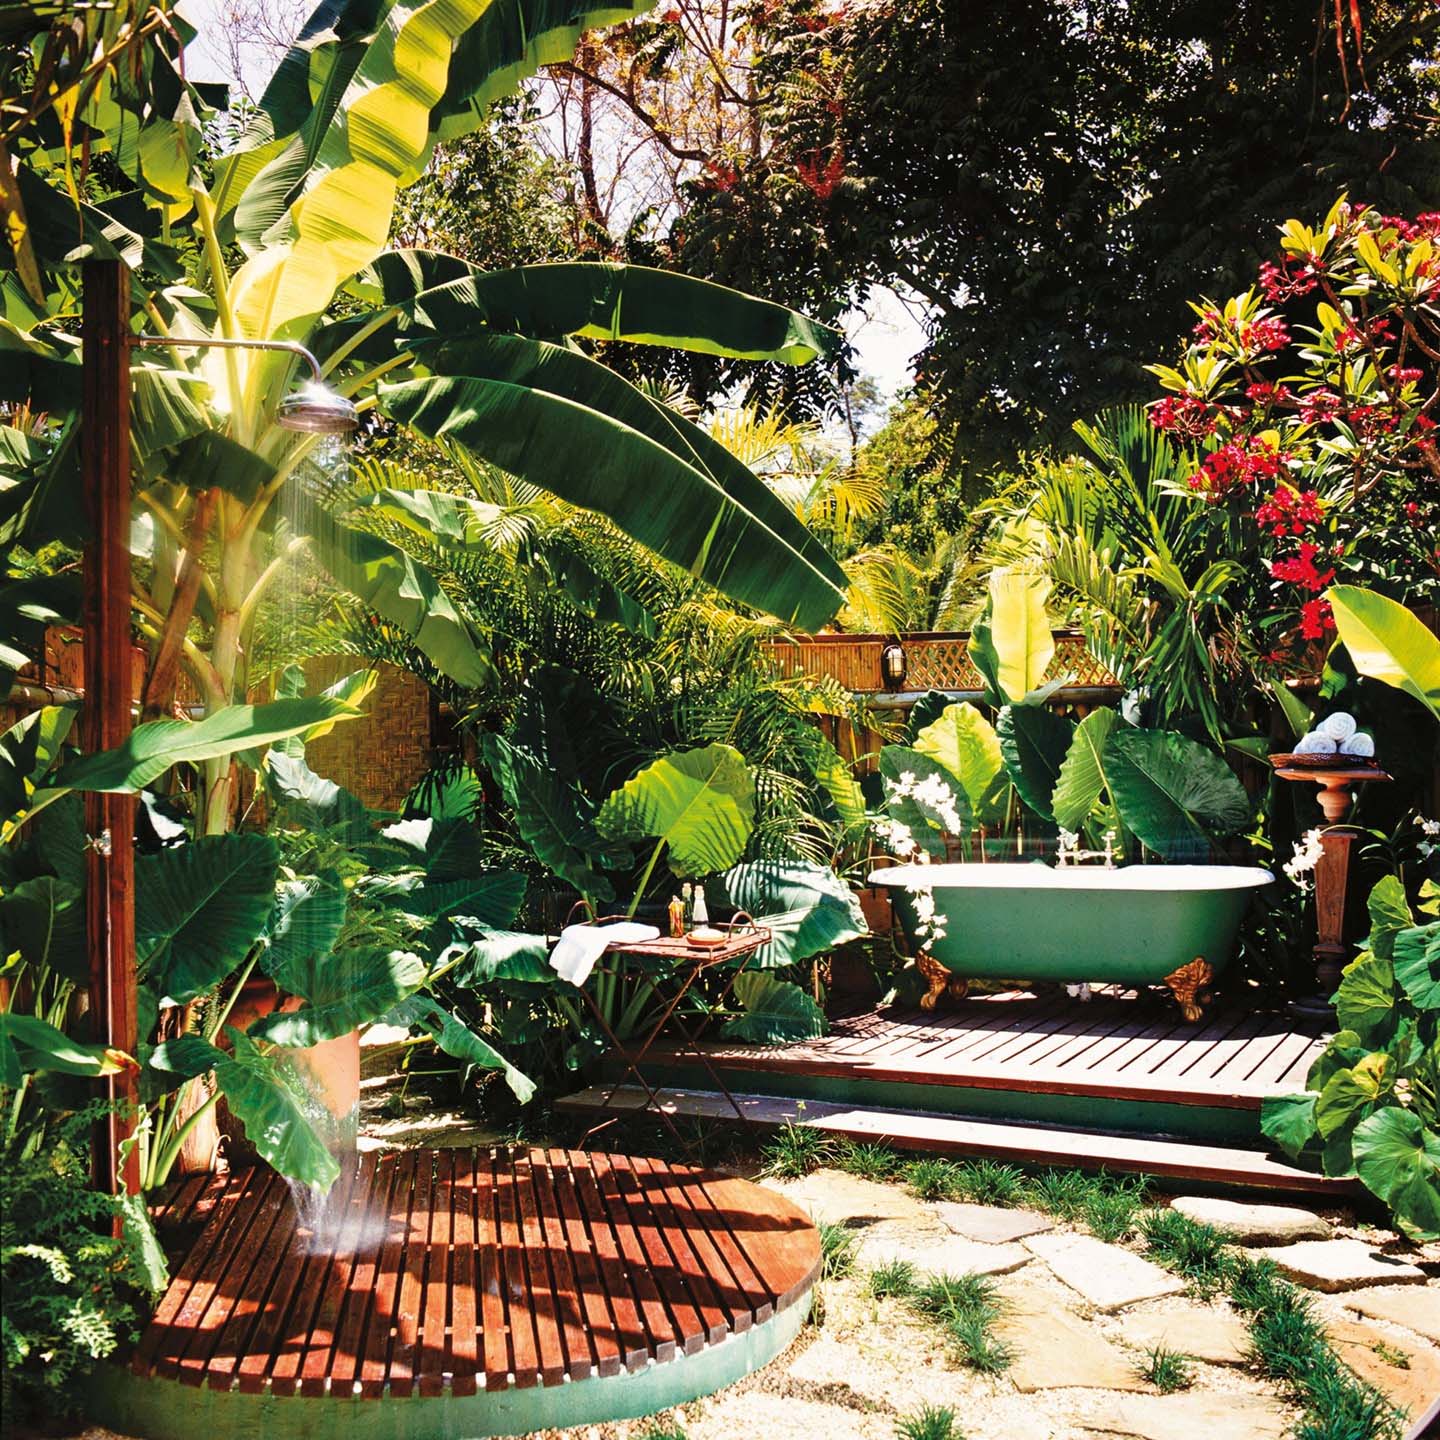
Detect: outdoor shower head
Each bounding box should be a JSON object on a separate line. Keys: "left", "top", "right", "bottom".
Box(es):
{"left": 276, "top": 380, "right": 359, "bottom": 435}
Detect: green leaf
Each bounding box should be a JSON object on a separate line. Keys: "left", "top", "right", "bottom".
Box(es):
{"left": 1315, "top": 1053, "right": 1392, "bottom": 1140}
{"left": 148, "top": 1033, "right": 225, "bottom": 1079}
{"left": 712, "top": 860, "right": 867, "bottom": 969}
{"left": 1260, "top": 1093, "right": 1319, "bottom": 1160}
{"left": 355, "top": 253, "right": 844, "bottom": 364}
{"left": 1352, "top": 1109, "right": 1440, "bottom": 1241}
{"left": 306, "top": 507, "right": 491, "bottom": 689}
{"left": 480, "top": 733, "right": 614, "bottom": 901}
{"left": 378, "top": 333, "right": 847, "bottom": 630}
{"left": 260, "top": 872, "right": 349, "bottom": 996}
{"left": 877, "top": 745, "right": 969, "bottom": 855}
{"left": 116, "top": 1191, "right": 170, "bottom": 1295}
{"left": 386, "top": 994, "right": 535, "bottom": 1104}
{"left": 1392, "top": 921, "right": 1440, "bottom": 1011}
{"left": 1328, "top": 585, "right": 1440, "bottom": 719}
{"left": 363, "top": 870, "right": 526, "bottom": 927}
{"left": 444, "top": 929, "right": 552, "bottom": 985}
{"left": 379, "top": 816, "right": 485, "bottom": 883}
{"left": 0, "top": 1013, "right": 133, "bottom": 1087}
{"left": 912, "top": 702, "right": 1006, "bottom": 823}
{"left": 0, "top": 704, "right": 76, "bottom": 825}
{"left": 265, "top": 751, "right": 371, "bottom": 844}
{"left": 0, "top": 876, "right": 87, "bottom": 982}
{"left": 213, "top": 1030, "right": 340, "bottom": 1191}
{"left": 249, "top": 948, "right": 428, "bottom": 1047}
{"left": 805, "top": 734, "right": 867, "bottom": 833}
{"left": 987, "top": 568, "right": 1054, "bottom": 702}
{"left": 997, "top": 704, "right": 1073, "bottom": 822}
{"left": 1365, "top": 875, "right": 1413, "bottom": 960}
{"left": 1335, "top": 952, "right": 1398, "bottom": 1048}
{"left": 719, "top": 972, "right": 827, "bottom": 1045}
{"left": 595, "top": 744, "right": 755, "bottom": 879}
{"left": 53, "top": 698, "right": 363, "bottom": 794}
{"left": 1306, "top": 1029, "right": 1368, "bottom": 1091}
{"left": 1050, "top": 706, "right": 1119, "bottom": 833}
{"left": 1102, "top": 727, "right": 1250, "bottom": 859}
{"left": 135, "top": 835, "right": 279, "bottom": 1004}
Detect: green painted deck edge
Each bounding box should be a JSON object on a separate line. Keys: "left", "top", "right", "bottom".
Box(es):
{"left": 91, "top": 1290, "right": 811, "bottom": 1440}
{"left": 637, "top": 1060, "right": 1262, "bottom": 1143}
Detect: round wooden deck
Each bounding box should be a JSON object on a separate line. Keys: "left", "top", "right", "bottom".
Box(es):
{"left": 94, "top": 1148, "right": 819, "bottom": 1439}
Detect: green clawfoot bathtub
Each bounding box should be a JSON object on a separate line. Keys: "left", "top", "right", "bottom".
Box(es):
{"left": 869, "top": 863, "right": 1274, "bottom": 1017}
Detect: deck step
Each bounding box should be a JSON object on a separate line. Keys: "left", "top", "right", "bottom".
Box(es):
{"left": 557, "top": 1084, "right": 1355, "bottom": 1197}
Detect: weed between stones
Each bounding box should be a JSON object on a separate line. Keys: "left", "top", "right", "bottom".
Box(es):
{"left": 1140, "top": 1344, "right": 1194, "bottom": 1392}
{"left": 894, "top": 1402, "right": 964, "bottom": 1439}
{"left": 866, "top": 1265, "right": 1013, "bottom": 1375}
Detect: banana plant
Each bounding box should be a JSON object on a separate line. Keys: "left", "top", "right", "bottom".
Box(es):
{"left": 3, "top": 0, "right": 849, "bottom": 837}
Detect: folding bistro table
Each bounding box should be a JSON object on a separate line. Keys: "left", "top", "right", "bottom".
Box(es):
{"left": 567, "top": 911, "right": 772, "bottom": 1147}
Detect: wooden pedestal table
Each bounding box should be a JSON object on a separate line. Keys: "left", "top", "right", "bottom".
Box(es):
{"left": 1273, "top": 763, "right": 1392, "bottom": 1017}
{"left": 573, "top": 916, "right": 772, "bottom": 1150}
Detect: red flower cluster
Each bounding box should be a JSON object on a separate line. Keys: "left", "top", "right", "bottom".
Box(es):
{"left": 797, "top": 150, "right": 844, "bottom": 199}
{"left": 1188, "top": 438, "right": 1284, "bottom": 498}
{"left": 1388, "top": 365, "right": 1424, "bottom": 387}
{"left": 1298, "top": 389, "right": 1343, "bottom": 425}
{"left": 1299, "top": 598, "right": 1335, "bottom": 640}
{"left": 1255, "top": 485, "right": 1324, "bottom": 538}
{"left": 1150, "top": 392, "right": 1219, "bottom": 438}
{"left": 1239, "top": 316, "right": 1289, "bottom": 353}
{"left": 1270, "top": 542, "right": 1335, "bottom": 592}
{"left": 1258, "top": 258, "right": 1319, "bottom": 302}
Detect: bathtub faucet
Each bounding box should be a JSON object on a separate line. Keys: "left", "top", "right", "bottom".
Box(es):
{"left": 1056, "top": 829, "right": 1117, "bottom": 869}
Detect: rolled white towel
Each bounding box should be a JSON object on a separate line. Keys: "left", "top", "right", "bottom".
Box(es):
{"left": 1294, "top": 732, "right": 1338, "bottom": 755}
{"left": 1316, "top": 711, "right": 1357, "bottom": 742}
{"left": 1340, "top": 732, "right": 1375, "bottom": 758}
{"left": 549, "top": 922, "right": 660, "bottom": 987}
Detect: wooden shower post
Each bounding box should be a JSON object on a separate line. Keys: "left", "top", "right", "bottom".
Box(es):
{"left": 81, "top": 259, "right": 140, "bottom": 1196}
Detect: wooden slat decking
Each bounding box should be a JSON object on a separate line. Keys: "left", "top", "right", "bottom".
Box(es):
{"left": 648, "top": 990, "right": 1328, "bottom": 1112}
{"left": 135, "top": 1148, "right": 819, "bottom": 1397}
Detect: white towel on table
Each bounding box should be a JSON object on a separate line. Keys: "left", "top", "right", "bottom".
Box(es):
{"left": 549, "top": 922, "right": 660, "bottom": 987}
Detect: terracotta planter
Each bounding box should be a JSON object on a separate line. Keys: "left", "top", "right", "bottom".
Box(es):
{"left": 857, "top": 885, "right": 893, "bottom": 935}
{"left": 216, "top": 977, "right": 359, "bottom": 1170}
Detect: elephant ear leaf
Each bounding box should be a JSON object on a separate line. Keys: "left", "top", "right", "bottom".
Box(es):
{"left": 1365, "top": 875, "right": 1413, "bottom": 960}
{"left": 712, "top": 860, "right": 867, "bottom": 969}
{"left": 261, "top": 872, "right": 348, "bottom": 994}
{"left": 1260, "top": 1093, "right": 1319, "bottom": 1161}
{"left": 877, "top": 745, "right": 968, "bottom": 856}
{"left": 595, "top": 744, "right": 754, "bottom": 878}
{"left": 135, "top": 834, "right": 279, "bottom": 1003}
{"left": 1328, "top": 585, "right": 1440, "bottom": 720}
{"left": 386, "top": 994, "right": 535, "bottom": 1104}
{"left": 912, "top": 702, "right": 1005, "bottom": 823}
{"left": 1102, "top": 727, "right": 1250, "bottom": 860}
{"left": 249, "top": 948, "right": 428, "bottom": 1048}
{"left": 1050, "top": 706, "right": 1118, "bottom": 833}
{"left": 720, "top": 972, "right": 826, "bottom": 1045}
{"left": 1392, "top": 921, "right": 1440, "bottom": 1010}
{"left": 987, "top": 568, "right": 1055, "bottom": 703}
{"left": 996, "top": 704, "right": 1073, "bottom": 823}
{"left": 1352, "top": 1108, "right": 1440, "bottom": 1241}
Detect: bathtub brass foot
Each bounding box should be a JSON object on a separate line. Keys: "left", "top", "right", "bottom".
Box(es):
{"left": 947, "top": 976, "right": 971, "bottom": 1002}
{"left": 916, "top": 953, "right": 954, "bottom": 1011}
{"left": 1165, "top": 957, "right": 1214, "bottom": 1022}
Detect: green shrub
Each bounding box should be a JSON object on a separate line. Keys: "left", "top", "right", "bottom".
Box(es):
{"left": 952, "top": 1160, "right": 1027, "bottom": 1206}
{"left": 1, "top": 1108, "right": 166, "bottom": 1424}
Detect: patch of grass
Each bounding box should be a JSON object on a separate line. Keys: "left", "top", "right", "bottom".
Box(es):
{"left": 866, "top": 1257, "right": 918, "bottom": 1299}
{"left": 905, "top": 1157, "right": 965, "bottom": 1200}
{"left": 911, "top": 1272, "right": 997, "bottom": 1319}
{"left": 1293, "top": 1365, "right": 1402, "bottom": 1440}
{"left": 894, "top": 1403, "right": 963, "bottom": 1440}
{"left": 833, "top": 1138, "right": 903, "bottom": 1181}
{"left": 818, "top": 1220, "right": 858, "bottom": 1280}
{"left": 906, "top": 1272, "right": 1011, "bottom": 1373}
{"left": 634, "top": 1425, "right": 687, "bottom": 1440}
{"left": 1226, "top": 1252, "right": 1286, "bottom": 1313}
{"left": 952, "top": 1160, "right": 1028, "bottom": 1206}
{"left": 943, "top": 1308, "right": 1014, "bottom": 1373}
{"left": 1140, "top": 1344, "right": 1194, "bottom": 1393}
{"left": 1023, "top": 1167, "right": 1094, "bottom": 1218}
{"left": 1079, "top": 1183, "right": 1145, "bottom": 1242}
{"left": 1139, "top": 1208, "right": 1233, "bottom": 1297}
{"left": 761, "top": 1121, "right": 830, "bottom": 1178}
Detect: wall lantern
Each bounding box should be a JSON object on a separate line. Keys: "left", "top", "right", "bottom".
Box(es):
{"left": 880, "top": 640, "right": 907, "bottom": 691}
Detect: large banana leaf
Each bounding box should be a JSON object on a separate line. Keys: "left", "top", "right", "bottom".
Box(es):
{"left": 719, "top": 973, "right": 826, "bottom": 1045}
{"left": 249, "top": 948, "right": 428, "bottom": 1047}
{"left": 713, "top": 860, "right": 867, "bottom": 969}
{"left": 996, "top": 704, "right": 1073, "bottom": 822}
{"left": 0, "top": 1013, "right": 134, "bottom": 1087}
{"left": 351, "top": 253, "right": 843, "bottom": 364}
{"left": 0, "top": 702, "right": 76, "bottom": 828}
{"left": 306, "top": 507, "right": 491, "bottom": 689}
{"left": 912, "top": 702, "right": 1006, "bottom": 823}
{"left": 378, "top": 333, "right": 848, "bottom": 629}
{"left": 1328, "top": 585, "right": 1440, "bottom": 720}
{"left": 595, "top": 744, "right": 755, "bottom": 879}
{"left": 480, "top": 733, "right": 616, "bottom": 902}
{"left": 1050, "top": 706, "right": 1119, "bottom": 833}
{"left": 54, "top": 698, "right": 363, "bottom": 794}
{"left": 1103, "top": 727, "right": 1251, "bottom": 860}
{"left": 386, "top": 993, "right": 536, "bottom": 1103}
{"left": 224, "top": 0, "right": 657, "bottom": 342}
{"left": 987, "top": 569, "right": 1055, "bottom": 703}
{"left": 135, "top": 834, "right": 280, "bottom": 1003}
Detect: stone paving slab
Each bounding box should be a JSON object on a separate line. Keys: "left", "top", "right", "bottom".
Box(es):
{"left": 996, "top": 1284, "right": 1150, "bottom": 1393}
{"left": 1326, "top": 1318, "right": 1440, "bottom": 1420}
{"left": 768, "top": 1168, "right": 933, "bottom": 1227}
{"left": 1341, "top": 1284, "right": 1440, "bottom": 1345}
{"left": 1253, "top": 1238, "right": 1427, "bottom": 1292}
{"left": 1115, "top": 1300, "right": 1252, "bottom": 1365}
{"left": 932, "top": 1201, "right": 1053, "bottom": 1244}
{"left": 1170, "top": 1195, "right": 1331, "bottom": 1244}
{"left": 857, "top": 1223, "right": 1030, "bottom": 1278}
{"left": 1078, "top": 1392, "right": 1292, "bottom": 1440}
{"left": 1022, "top": 1232, "right": 1185, "bottom": 1312}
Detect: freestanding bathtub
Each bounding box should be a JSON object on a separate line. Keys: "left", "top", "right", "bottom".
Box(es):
{"left": 869, "top": 863, "right": 1274, "bottom": 1016}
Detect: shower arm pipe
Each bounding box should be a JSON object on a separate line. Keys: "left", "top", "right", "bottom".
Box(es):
{"left": 128, "top": 334, "right": 326, "bottom": 383}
